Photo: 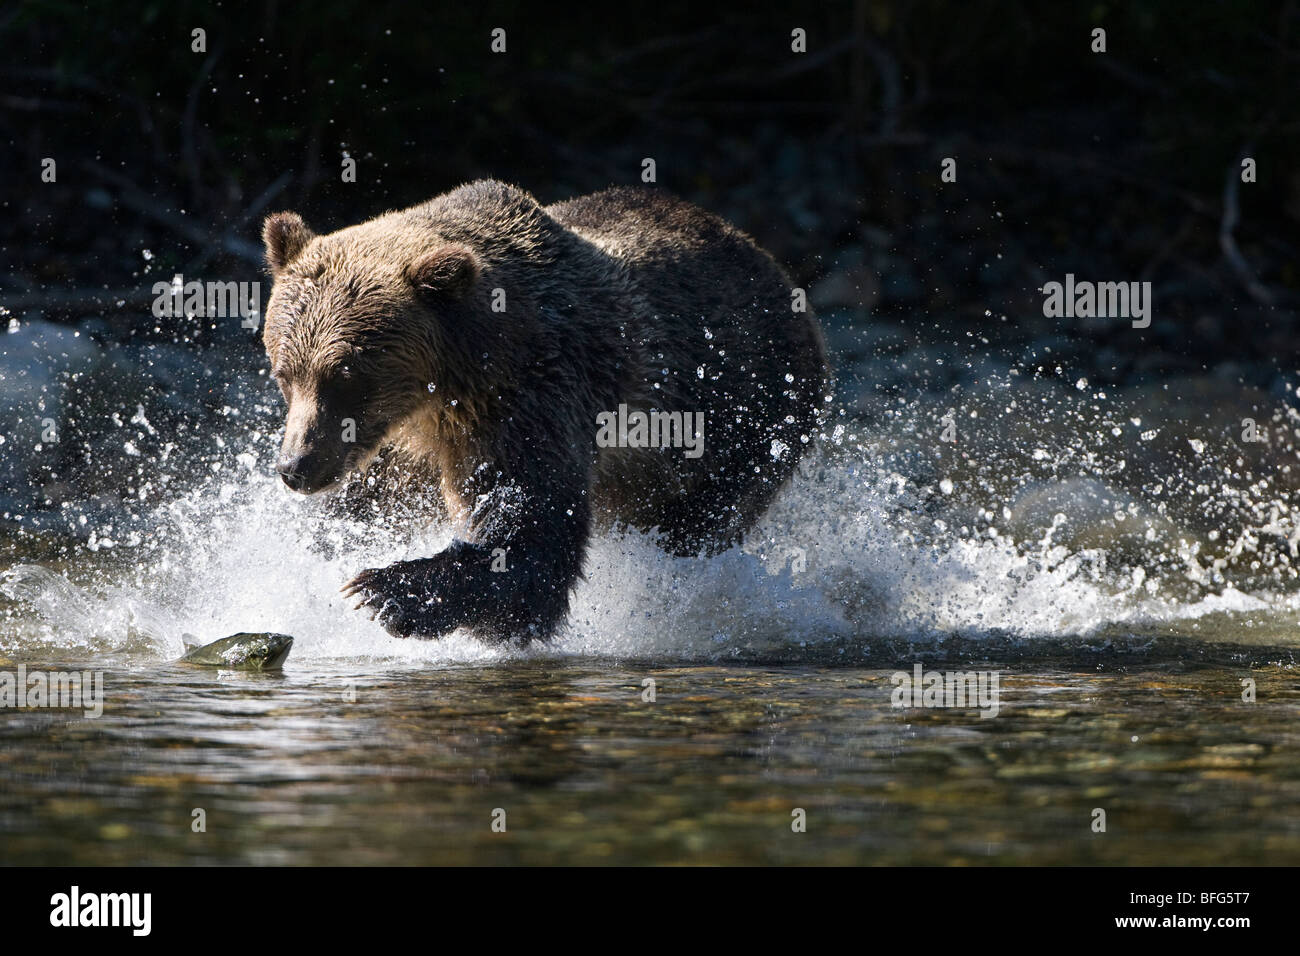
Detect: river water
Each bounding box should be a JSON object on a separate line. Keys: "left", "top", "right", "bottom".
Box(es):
{"left": 2, "top": 373, "right": 1299, "bottom": 864}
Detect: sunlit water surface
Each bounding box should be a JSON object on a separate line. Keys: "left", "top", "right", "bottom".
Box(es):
{"left": 3, "top": 377, "right": 1300, "bottom": 864}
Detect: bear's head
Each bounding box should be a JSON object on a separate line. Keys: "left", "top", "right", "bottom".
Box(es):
{"left": 260, "top": 211, "right": 482, "bottom": 493}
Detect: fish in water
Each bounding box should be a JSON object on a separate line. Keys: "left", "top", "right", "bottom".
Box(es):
{"left": 179, "top": 633, "right": 294, "bottom": 670}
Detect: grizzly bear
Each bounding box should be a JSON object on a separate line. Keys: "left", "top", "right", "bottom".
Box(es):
{"left": 261, "top": 180, "right": 827, "bottom": 642}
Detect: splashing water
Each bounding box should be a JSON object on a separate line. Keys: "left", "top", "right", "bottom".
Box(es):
{"left": 4, "top": 373, "right": 1300, "bottom": 665}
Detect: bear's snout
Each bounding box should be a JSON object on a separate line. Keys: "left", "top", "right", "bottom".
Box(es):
{"left": 276, "top": 389, "right": 357, "bottom": 493}
{"left": 276, "top": 454, "right": 313, "bottom": 492}
{"left": 276, "top": 448, "right": 348, "bottom": 494}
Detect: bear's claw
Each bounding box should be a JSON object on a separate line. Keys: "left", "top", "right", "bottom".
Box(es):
{"left": 340, "top": 569, "right": 379, "bottom": 599}
{"left": 341, "top": 559, "right": 458, "bottom": 639}
{"left": 339, "top": 543, "right": 561, "bottom": 643}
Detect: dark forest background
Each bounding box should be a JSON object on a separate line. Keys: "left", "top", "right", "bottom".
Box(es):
{"left": 5, "top": 1, "right": 1299, "bottom": 365}
{"left": 1, "top": 0, "right": 1299, "bottom": 534}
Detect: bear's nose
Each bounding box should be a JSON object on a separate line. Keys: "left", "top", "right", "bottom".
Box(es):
{"left": 277, "top": 456, "right": 309, "bottom": 491}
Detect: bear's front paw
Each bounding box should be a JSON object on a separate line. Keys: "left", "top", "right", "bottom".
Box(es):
{"left": 341, "top": 558, "right": 458, "bottom": 639}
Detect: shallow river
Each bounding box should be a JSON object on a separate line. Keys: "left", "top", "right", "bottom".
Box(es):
{"left": 3, "top": 378, "right": 1300, "bottom": 864}
{"left": 2, "top": 645, "right": 1298, "bottom": 865}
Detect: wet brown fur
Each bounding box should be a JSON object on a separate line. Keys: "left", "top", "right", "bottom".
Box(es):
{"left": 262, "top": 180, "right": 828, "bottom": 642}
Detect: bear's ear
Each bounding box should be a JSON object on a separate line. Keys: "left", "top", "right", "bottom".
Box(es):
{"left": 262, "top": 212, "right": 315, "bottom": 274}
{"left": 406, "top": 244, "right": 482, "bottom": 301}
